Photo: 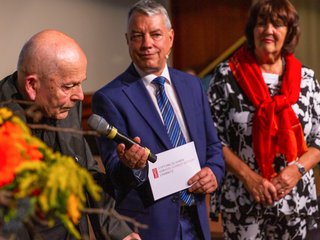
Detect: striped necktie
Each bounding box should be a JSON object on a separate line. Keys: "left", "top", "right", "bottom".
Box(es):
{"left": 152, "top": 76, "right": 194, "bottom": 206}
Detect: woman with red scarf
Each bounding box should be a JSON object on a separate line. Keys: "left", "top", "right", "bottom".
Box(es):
{"left": 208, "top": 0, "right": 320, "bottom": 239}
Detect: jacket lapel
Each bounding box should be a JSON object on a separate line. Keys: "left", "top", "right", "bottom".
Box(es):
{"left": 170, "top": 70, "right": 197, "bottom": 143}
{"left": 56, "top": 105, "right": 87, "bottom": 167}
{"left": 122, "top": 65, "right": 173, "bottom": 149}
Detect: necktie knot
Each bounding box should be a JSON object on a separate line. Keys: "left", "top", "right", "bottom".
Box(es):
{"left": 152, "top": 76, "right": 166, "bottom": 87}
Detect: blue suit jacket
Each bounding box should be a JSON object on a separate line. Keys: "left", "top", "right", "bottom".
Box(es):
{"left": 92, "top": 64, "right": 224, "bottom": 240}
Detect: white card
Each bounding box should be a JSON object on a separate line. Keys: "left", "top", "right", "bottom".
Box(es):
{"left": 148, "top": 141, "right": 201, "bottom": 201}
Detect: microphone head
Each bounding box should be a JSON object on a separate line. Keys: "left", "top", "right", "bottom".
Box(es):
{"left": 88, "top": 114, "right": 111, "bottom": 134}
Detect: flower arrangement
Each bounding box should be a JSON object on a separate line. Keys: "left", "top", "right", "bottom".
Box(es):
{"left": 0, "top": 107, "right": 101, "bottom": 239}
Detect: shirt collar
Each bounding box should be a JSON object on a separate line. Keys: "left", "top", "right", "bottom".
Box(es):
{"left": 133, "top": 63, "right": 171, "bottom": 85}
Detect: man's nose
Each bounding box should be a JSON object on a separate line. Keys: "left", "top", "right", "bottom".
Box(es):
{"left": 142, "top": 34, "right": 153, "bottom": 47}
{"left": 71, "top": 85, "right": 84, "bottom": 101}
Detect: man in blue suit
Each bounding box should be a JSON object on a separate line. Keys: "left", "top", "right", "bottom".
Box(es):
{"left": 92, "top": 0, "right": 224, "bottom": 239}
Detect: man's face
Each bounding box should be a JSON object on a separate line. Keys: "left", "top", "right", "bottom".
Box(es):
{"left": 126, "top": 12, "right": 174, "bottom": 76}
{"left": 34, "top": 60, "right": 86, "bottom": 120}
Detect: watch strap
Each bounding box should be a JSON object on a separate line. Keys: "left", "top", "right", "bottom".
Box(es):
{"left": 293, "top": 161, "right": 306, "bottom": 176}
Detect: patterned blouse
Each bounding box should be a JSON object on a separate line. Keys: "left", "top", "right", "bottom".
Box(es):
{"left": 207, "top": 60, "right": 320, "bottom": 218}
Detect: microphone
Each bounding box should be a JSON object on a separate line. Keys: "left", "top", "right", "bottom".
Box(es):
{"left": 88, "top": 114, "right": 157, "bottom": 163}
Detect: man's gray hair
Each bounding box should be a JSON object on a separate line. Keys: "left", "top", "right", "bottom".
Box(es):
{"left": 128, "top": 0, "right": 172, "bottom": 29}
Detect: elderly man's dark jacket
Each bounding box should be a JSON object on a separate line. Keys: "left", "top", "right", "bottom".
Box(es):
{"left": 0, "top": 72, "right": 132, "bottom": 240}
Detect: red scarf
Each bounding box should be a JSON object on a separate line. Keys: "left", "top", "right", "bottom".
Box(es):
{"left": 229, "top": 46, "right": 308, "bottom": 180}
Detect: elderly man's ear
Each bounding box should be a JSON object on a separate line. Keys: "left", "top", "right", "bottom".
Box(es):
{"left": 25, "top": 75, "right": 39, "bottom": 101}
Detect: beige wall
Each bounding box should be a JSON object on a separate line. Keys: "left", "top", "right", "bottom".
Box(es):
{"left": 0, "top": 0, "right": 168, "bottom": 93}
{"left": 1, "top": 0, "right": 318, "bottom": 94}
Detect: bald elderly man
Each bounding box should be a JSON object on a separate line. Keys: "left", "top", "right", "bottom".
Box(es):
{"left": 0, "top": 30, "right": 140, "bottom": 240}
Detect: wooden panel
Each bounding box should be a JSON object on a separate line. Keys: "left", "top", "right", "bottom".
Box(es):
{"left": 170, "top": 0, "right": 251, "bottom": 74}
{"left": 82, "top": 93, "right": 93, "bottom": 131}
{"left": 82, "top": 93, "right": 99, "bottom": 155}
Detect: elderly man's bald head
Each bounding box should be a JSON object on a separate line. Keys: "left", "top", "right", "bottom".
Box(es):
{"left": 17, "top": 30, "right": 87, "bottom": 119}
{"left": 18, "top": 30, "right": 87, "bottom": 77}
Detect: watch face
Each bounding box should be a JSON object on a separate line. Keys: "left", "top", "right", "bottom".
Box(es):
{"left": 295, "top": 162, "right": 305, "bottom": 175}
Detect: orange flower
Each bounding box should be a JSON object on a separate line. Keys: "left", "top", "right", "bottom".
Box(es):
{"left": 20, "top": 139, "right": 43, "bottom": 162}
{"left": 0, "top": 134, "right": 24, "bottom": 187}
{"left": 0, "top": 121, "right": 42, "bottom": 187}
{"left": 67, "top": 193, "right": 81, "bottom": 224}
{"left": 0, "top": 121, "right": 24, "bottom": 137}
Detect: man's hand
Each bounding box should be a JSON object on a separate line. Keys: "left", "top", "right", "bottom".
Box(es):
{"left": 188, "top": 167, "right": 218, "bottom": 194}
{"left": 117, "top": 137, "right": 148, "bottom": 169}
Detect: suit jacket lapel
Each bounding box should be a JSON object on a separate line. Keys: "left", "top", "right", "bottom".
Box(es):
{"left": 56, "top": 119, "right": 74, "bottom": 156}
{"left": 170, "top": 70, "right": 197, "bottom": 142}
{"left": 122, "top": 65, "right": 172, "bottom": 149}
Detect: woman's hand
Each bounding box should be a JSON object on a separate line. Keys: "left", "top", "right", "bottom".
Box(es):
{"left": 223, "top": 146, "right": 278, "bottom": 205}
{"left": 242, "top": 170, "right": 278, "bottom": 206}
{"left": 271, "top": 147, "right": 320, "bottom": 200}
{"left": 270, "top": 164, "right": 302, "bottom": 201}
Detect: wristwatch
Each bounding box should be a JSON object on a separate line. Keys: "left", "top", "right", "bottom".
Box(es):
{"left": 293, "top": 161, "right": 306, "bottom": 176}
